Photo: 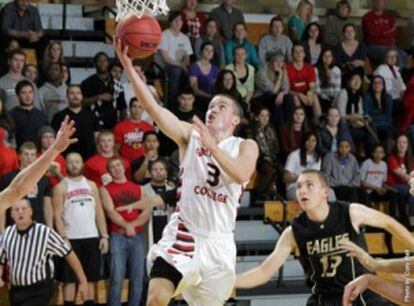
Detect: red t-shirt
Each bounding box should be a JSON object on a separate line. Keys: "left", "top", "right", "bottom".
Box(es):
{"left": 37, "top": 152, "right": 66, "bottom": 187}
{"left": 286, "top": 63, "right": 316, "bottom": 94}
{"left": 114, "top": 119, "right": 155, "bottom": 162}
{"left": 84, "top": 154, "right": 131, "bottom": 187}
{"left": 362, "top": 11, "right": 396, "bottom": 46}
{"left": 105, "top": 181, "right": 142, "bottom": 233}
{"left": 0, "top": 146, "right": 19, "bottom": 177}
{"left": 386, "top": 154, "right": 410, "bottom": 186}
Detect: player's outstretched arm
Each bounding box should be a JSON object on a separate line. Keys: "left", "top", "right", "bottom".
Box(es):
{"left": 350, "top": 204, "right": 414, "bottom": 252}
{"left": 114, "top": 40, "right": 192, "bottom": 146}
{"left": 343, "top": 274, "right": 413, "bottom": 306}
{"left": 193, "top": 117, "right": 259, "bottom": 184}
{"left": 235, "top": 226, "right": 295, "bottom": 289}
{"left": 0, "top": 117, "right": 76, "bottom": 214}
{"left": 341, "top": 240, "right": 414, "bottom": 274}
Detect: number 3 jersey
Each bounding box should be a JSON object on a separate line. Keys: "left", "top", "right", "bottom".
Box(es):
{"left": 177, "top": 131, "right": 245, "bottom": 235}
{"left": 291, "top": 201, "right": 367, "bottom": 297}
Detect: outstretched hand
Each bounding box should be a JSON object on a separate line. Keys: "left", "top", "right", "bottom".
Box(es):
{"left": 192, "top": 116, "right": 217, "bottom": 152}
{"left": 340, "top": 240, "right": 379, "bottom": 273}
{"left": 53, "top": 116, "right": 77, "bottom": 153}
{"left": 114, "top": 38, "right": 133, "bottom": 70}
{"left": 342, "top": 274, "right": 371, "bottom": 306}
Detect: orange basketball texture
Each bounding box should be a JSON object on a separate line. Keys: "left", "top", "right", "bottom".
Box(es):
{"left": 115, "top": 15, "right": 162, "bottom": 59}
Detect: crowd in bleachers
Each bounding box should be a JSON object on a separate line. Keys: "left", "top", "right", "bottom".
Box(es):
{"left": 1, "top": 0, "right": 414, "bottom": 304}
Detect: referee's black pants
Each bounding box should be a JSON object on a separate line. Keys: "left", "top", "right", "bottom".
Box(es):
{"left": 9, "top": 279, "right": 55, "bottom": 306}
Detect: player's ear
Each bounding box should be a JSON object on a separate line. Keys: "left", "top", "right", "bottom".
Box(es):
{"left": 232, "top": 115, "right": 241, "bottom": 126}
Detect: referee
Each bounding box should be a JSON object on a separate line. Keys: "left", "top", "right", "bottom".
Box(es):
{"left": 0, "top": 199, "right": 88, "bottom": 306}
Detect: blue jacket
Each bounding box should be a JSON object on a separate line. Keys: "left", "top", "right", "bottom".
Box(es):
{"left": 224, "top": 38, "right": 261, "bottom": 69}
{"left": 363, "top": 93, "right": 393, "bottom": 127}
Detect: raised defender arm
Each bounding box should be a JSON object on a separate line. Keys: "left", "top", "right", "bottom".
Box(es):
{"left": 341, "top": 240, "right": 414, "bottom": 274}
{"left": 350, "top": 203, "right": 414, "bottom": 252}
{"left": 115, "top": 40, "right": 192, "bottom": 146}
{"left": 235, "top": 226, "right": 296, "bottom": 289}
{"left": 0, "top": 117, "right": 76, "bottom": 214}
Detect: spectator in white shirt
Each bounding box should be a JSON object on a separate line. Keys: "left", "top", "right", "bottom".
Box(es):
{"left": 360, "top": 144, "right": 408, "bottom": 226}
{"left": 283, "top": 131, "right": 321, "bottom": 200}
{"left": 155, "top": 11, "right": 193, "bottom": 107}
{"left": 38, "top": 63, "right": 67, "bottom": 123}
{"left": 315, "top": 48, "right": 342, "bottom": 113}
{"left": 374, "top": 48, "right": 406, "bottom": 121}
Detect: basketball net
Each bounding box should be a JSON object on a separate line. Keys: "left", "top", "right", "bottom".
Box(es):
{"left": 115, "top": 0, "right": 169, "bottom": 21}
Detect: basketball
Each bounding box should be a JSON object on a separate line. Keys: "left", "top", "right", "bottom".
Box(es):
{"left": 115, "top": 14, "right": 162, "bottom": 59}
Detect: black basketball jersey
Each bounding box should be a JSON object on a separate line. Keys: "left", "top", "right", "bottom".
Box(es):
{"left": 291, "top": 201, "right": 367, "bottom": 298}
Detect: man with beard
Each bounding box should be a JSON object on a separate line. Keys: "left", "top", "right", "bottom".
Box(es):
{"left": 51, "top": 85, "right": 99, "bottom": 160}
{"left": 81, "top": 52, "right": 127, "bottom": 130}
{"left": 100, "top": 157, "right": 151, "bottom": 306}
{"left": 53, "top": 152, "right": 109, "bottom": 306}
{"left": 143, "top": 158, "right": 175, "bottom": 245}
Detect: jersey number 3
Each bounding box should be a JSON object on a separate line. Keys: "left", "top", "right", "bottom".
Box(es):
{"left": 320, "top": 255, "right": 342, "bottom": 277}
{"left": 206, "top": 163, "right": 220, "bottom": 187}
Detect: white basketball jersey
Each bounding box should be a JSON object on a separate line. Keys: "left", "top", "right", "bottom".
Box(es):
{"left": 63, "top": 177, "right": 99, "bottom": 239}
{"left": 177, "top": 131, "right": 245, "bottom": 234}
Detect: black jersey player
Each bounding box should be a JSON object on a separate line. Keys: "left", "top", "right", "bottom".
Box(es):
{"left": 236, "top": 169, "right": 414, "bottom": 305}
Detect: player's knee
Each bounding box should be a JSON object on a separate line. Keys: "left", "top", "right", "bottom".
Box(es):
{"left": 146, "top": 291, "right": 169, "bottom": 306}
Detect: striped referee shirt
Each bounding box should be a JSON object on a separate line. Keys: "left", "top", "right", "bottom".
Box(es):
{"left": 0, "top": 222, "right": 71, "bottom": 286}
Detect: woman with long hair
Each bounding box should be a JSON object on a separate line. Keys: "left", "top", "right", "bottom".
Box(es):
{"left": 214, "top": 69, "right": 244, "bottom": 107}
{"left": 302, "top": 22, "right": 323, "bottom": 65}
{"left": 335, "top": 23, "right": 367, "bottom": 79}
{"left": 283, "top": 130, "right": 321, "bottom": 200}
{"left": 363, "top": 75, "right": 393, "bottom": 153}
{"left": 315, "top": 48, "right": 342, "bottom": 112}
{"left": 288, "top": 0, "right": 319, "bottom": 42}
{"left": 335, "top": 70, "right": 377, "bottom": 158}
{"left": 374, "top": 48, "right": 406, "bottom": 125}
{"left": 0, "top": 97, "right": 15, "bottom": 147}
{"left": 188, "top": 42, "right": 220, "bottom": 115}
{"left": 280, "top": 105, "right": 310, "bottom": 157}
{"left": 23, "top": 64, "right": 39, "bottom": 86}
{"left": 386, "top": 134, "right": 413, "bottom": 226}
{"left": 316, "top": 106, "right": 352, "bottom": 156}
{"left": 225, "top": 46, "right": 255, "bottom": 107}
{"left": 250, "top": 107, "right": 280, "bottom": 199}
{"left": 194, "top": 18, "right": 225, "bottom": 68}
{"left": 41, "top": 41, "right": 65, "bottom": 83}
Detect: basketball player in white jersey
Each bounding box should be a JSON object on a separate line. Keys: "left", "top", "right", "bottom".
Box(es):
{"left": 0, "top": 116, "right": 76, "bottom": 214}
{"left": 116, "top": 42, "right": 259, "bottom": 306}
{"left": 53, "top": 152, "right": 109, "bottom": 306}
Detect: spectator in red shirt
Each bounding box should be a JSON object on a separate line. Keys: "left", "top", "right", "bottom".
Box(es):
{"left": 387, "top": 134, "right": 413, "bottom": 224}
{"left": 286, "top": 42, "right": 321, "bottom": 119}
{"left": 100, "top": 157, "right": 151, "bottom": 306}
{"left": 37, "top": 126, "right": 66, "bottom": 187}
{"left": 362, "top": 0, "right": 407, "bottom": 67}
{"left": 84, "top": 130, "right": 130, "bottom": 187}
{"left": 0, "top": 127, "right": 18, "bottom": 178}
{"left": 114, "top": 98, "right": 155, "bottom": 163}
